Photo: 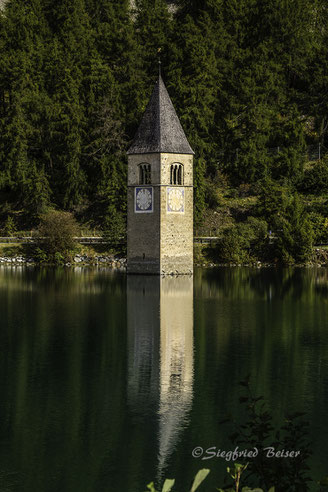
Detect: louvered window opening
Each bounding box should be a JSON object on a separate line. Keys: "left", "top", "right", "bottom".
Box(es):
{"left": 170, "top": 164, "right": 183, "bottom": 185}
{"left": 139, "top": 164, "right": 151, "bottom": 184}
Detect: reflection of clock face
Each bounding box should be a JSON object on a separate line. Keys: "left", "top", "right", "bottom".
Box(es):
{"left": 167, "top": 187, "right": 184, "bottom": 213}
{"left": 135, "top": 187, "right": 153, "bottom": 212}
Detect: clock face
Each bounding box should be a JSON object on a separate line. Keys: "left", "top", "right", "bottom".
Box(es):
{"left": 167, "top": 187, "right": 184, "bottom": 213}
{"left": 135, "top": 187, "right": 153, "bottom": 213}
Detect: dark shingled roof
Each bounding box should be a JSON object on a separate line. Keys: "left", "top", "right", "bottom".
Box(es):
{"left": 127, "top": 75, "right": 194, "bottom": 155}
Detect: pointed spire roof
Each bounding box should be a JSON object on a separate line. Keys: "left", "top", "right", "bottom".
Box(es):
{"left": 127, "top": 76, "right": 194, "bottom": 155}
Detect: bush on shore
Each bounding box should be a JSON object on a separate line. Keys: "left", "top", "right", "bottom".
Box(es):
{"left": 36, "top": 210, "right": 79, "bottom": 264}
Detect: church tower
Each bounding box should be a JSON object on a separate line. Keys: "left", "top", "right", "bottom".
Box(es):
{"left": 127, "top": 76, "right": 194, "bottom": 275}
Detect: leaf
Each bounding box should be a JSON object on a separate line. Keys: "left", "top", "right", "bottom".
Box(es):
{"left": 147, "top": 482, "right": 157, "bottom": 492}
{"left": 162, "top": 479, "right": 175, "bottom": 492}
{"left": 268, "top": 488, "right": 275, "bottom": 492}
{"left": 241, "top": 488, "right": 264, "bottom": 492}
{"left": 190, "top": 469, "right": 210, "bottom": 492}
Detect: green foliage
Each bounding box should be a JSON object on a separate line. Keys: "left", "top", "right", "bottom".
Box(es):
{"left": 162, "top": 479, "right": 175, "bottom": 492}
{"left": 306, "top": 212, "right": 328, "bottom": 244}
{"left": 300, "top": 158, "right": 328, "bottom": 194}
{"left": 190, "top": 469, "right": 210, "bottom": 492}
{"left": 146, "top": 469, "right": 210, "bottom": 492}
{"left": 222, "top": 377, "right": 312, "bottom": 491}
{"left": 0, "top": 0, "right": 327, "bottom": 238}
{"left": 2, "top": 215, "right": 16, "bottom": 236}
{"left": 33, "top": 246, "right": 48, "bottom": 264}
{"left": 216, "top": 227, "right": 251, "bottom": 264}
{"left": 146, "top": 468, "right": 278, "bottom": 492}
{"left": 53, "top": 251, "right": 66, "bottom": 265}
{"left": 257, "top": 181, "right": 313, "bottom": 263}
{"left": 226, "top": 463, "right": 249, "bottom": 492}
{"left": 215, "top": 217, "right": 268, "bottom": 264}
{"left": 274, "top": 195, "right": 313, "bottom": 263}
{"left": 205, "top": 172, "right": 228, "bottom": 209}
{"left": 36, "top": 210, "right": 79, "bottom": 261}
{"left": 102, "top": 207, "right": 126, "bottom": 244}
{"left": 240, "top": 488, "right": 274, "bottom": 492}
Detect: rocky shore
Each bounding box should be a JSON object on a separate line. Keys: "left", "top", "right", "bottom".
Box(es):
{"left": 0, "top": 254, "right": 127, "bottom": 269}
{"left": 0, "top": 248, "right": 327, "bottom": 268}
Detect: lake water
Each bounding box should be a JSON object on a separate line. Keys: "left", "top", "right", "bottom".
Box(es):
{"left": 0, "top": 266, "right": 327, "bottom": 491}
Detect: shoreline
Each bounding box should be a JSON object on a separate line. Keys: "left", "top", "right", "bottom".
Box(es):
{"left": 0, "top": 254, "right": 327, "bottom": 269}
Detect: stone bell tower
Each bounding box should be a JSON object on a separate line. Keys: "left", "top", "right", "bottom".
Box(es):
{"left": 127, "top": 75, "right": 194, "bottom": 275}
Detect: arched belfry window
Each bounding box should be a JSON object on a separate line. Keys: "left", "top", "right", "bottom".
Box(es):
{"left": 139, "top": 163, "right": 151, "bottom": 184}
{"left": 170, "top": 163, "right": 184, "bottom": 185}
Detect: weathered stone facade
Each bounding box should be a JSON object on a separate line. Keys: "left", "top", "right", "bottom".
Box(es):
{"left": 127, "top": 76, "right": 194, "bottom": 275}
{"left": 127, "top": 154, "right": 161, "bottom": 274}
{"left": 159, "top": 153, "right": 193, "bottom": 275}
{"left": 127, "top": 153, "right": 193, "bottom": 274}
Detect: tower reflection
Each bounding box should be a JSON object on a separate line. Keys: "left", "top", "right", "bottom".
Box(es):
{"left": 127, "top": 275, "right": 194, "bottom": 480}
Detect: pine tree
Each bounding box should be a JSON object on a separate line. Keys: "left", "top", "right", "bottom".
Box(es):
{"left": 167, "top": 0, "right": 228, "bottom": 221}
{"left": 41, "top": 0, "right": 93, "bottom": 208}
{"left": 0, "top": 0, "right": 51, "bottom": 214}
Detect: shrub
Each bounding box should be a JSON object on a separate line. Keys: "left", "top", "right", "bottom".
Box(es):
{"left": 205, "top": 180, "right": 222, "bottom": 209}
{"left": 307, "top": 212, "right": 328, "bottom": 244}
{"left": 238, "top": 183, "right": 252, "bottom": 198}
{"left": 222, "top": 377, "right": 312, "bottom": 491}
{"left": 37, "top": 210, "right": 79, "bottom": 261}
{"left": 273, "top": 195, "right": 314, "bottom": 263}
{"left": 102, "top": 205, "right": 126, "bottom": 243}
{"left": 257, "top": 181, "right": 314, "bottom": 263}
{"left": 216, "top": 218, "right": 268, "bottom": 264}
{"left": 33, "top": 247, "right": 48, "bottom": 264}
{"left": 217, "top": 227, "right": 251, "bottom": 264}
{"left": 2, "top": 215, "right": 17, "bottom": 236}
{"left": 299, "top": 157, "right": 328, "bottom": 194}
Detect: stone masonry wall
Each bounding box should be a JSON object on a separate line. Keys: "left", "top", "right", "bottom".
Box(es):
{"left": 160, "top": 153, "right": 193, "bottom": 275}
{"left": 127, "top": 154, "right": 161, "bottom": 274}
{"left": 127, "top": 152, "right": 193, "bottom": 275}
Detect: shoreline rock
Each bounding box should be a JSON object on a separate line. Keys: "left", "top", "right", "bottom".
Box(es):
{"left": 0, "top": 254, "right": 128, "bottom": 269}
{"left": 0, "top": 250, "right": 327, "bottom": 269}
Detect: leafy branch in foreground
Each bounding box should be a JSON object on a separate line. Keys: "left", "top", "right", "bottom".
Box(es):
{"left": 145, "top": 468, "right": 210, "bottom": 492}
{"left": 145, "top": 467, "right": 276, "bottom": 492}
{"left": 220, "top": 376, "right": 312, "bottom": 491}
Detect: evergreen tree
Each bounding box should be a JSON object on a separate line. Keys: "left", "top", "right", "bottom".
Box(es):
{"left": 0, "top": 0, "right": 51, "bottom": 215}
{"left": 168, "top": 0, "right": 227, "bottom": 220}
{"left": 0, "top": 0, "right": 327, "bottom": 243}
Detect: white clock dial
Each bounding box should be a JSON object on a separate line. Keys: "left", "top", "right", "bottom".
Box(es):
{"left": 167, "top": 188, "right": 184, "bottom": 212}
{"left": 136, "top": 188, "right": 152, "bottom": 210}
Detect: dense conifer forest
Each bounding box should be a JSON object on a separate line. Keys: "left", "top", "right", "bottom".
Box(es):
{"left": 0, "top": 0, "right": 328, "bottom": 263}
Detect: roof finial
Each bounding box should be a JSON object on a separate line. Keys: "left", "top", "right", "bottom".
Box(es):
{"left": 157, "top": 47, "right": 162, "bottom": 77}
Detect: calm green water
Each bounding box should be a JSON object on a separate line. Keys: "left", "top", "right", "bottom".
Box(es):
{"left": 0, "top": 266, "right": 327, "bottom": 491}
